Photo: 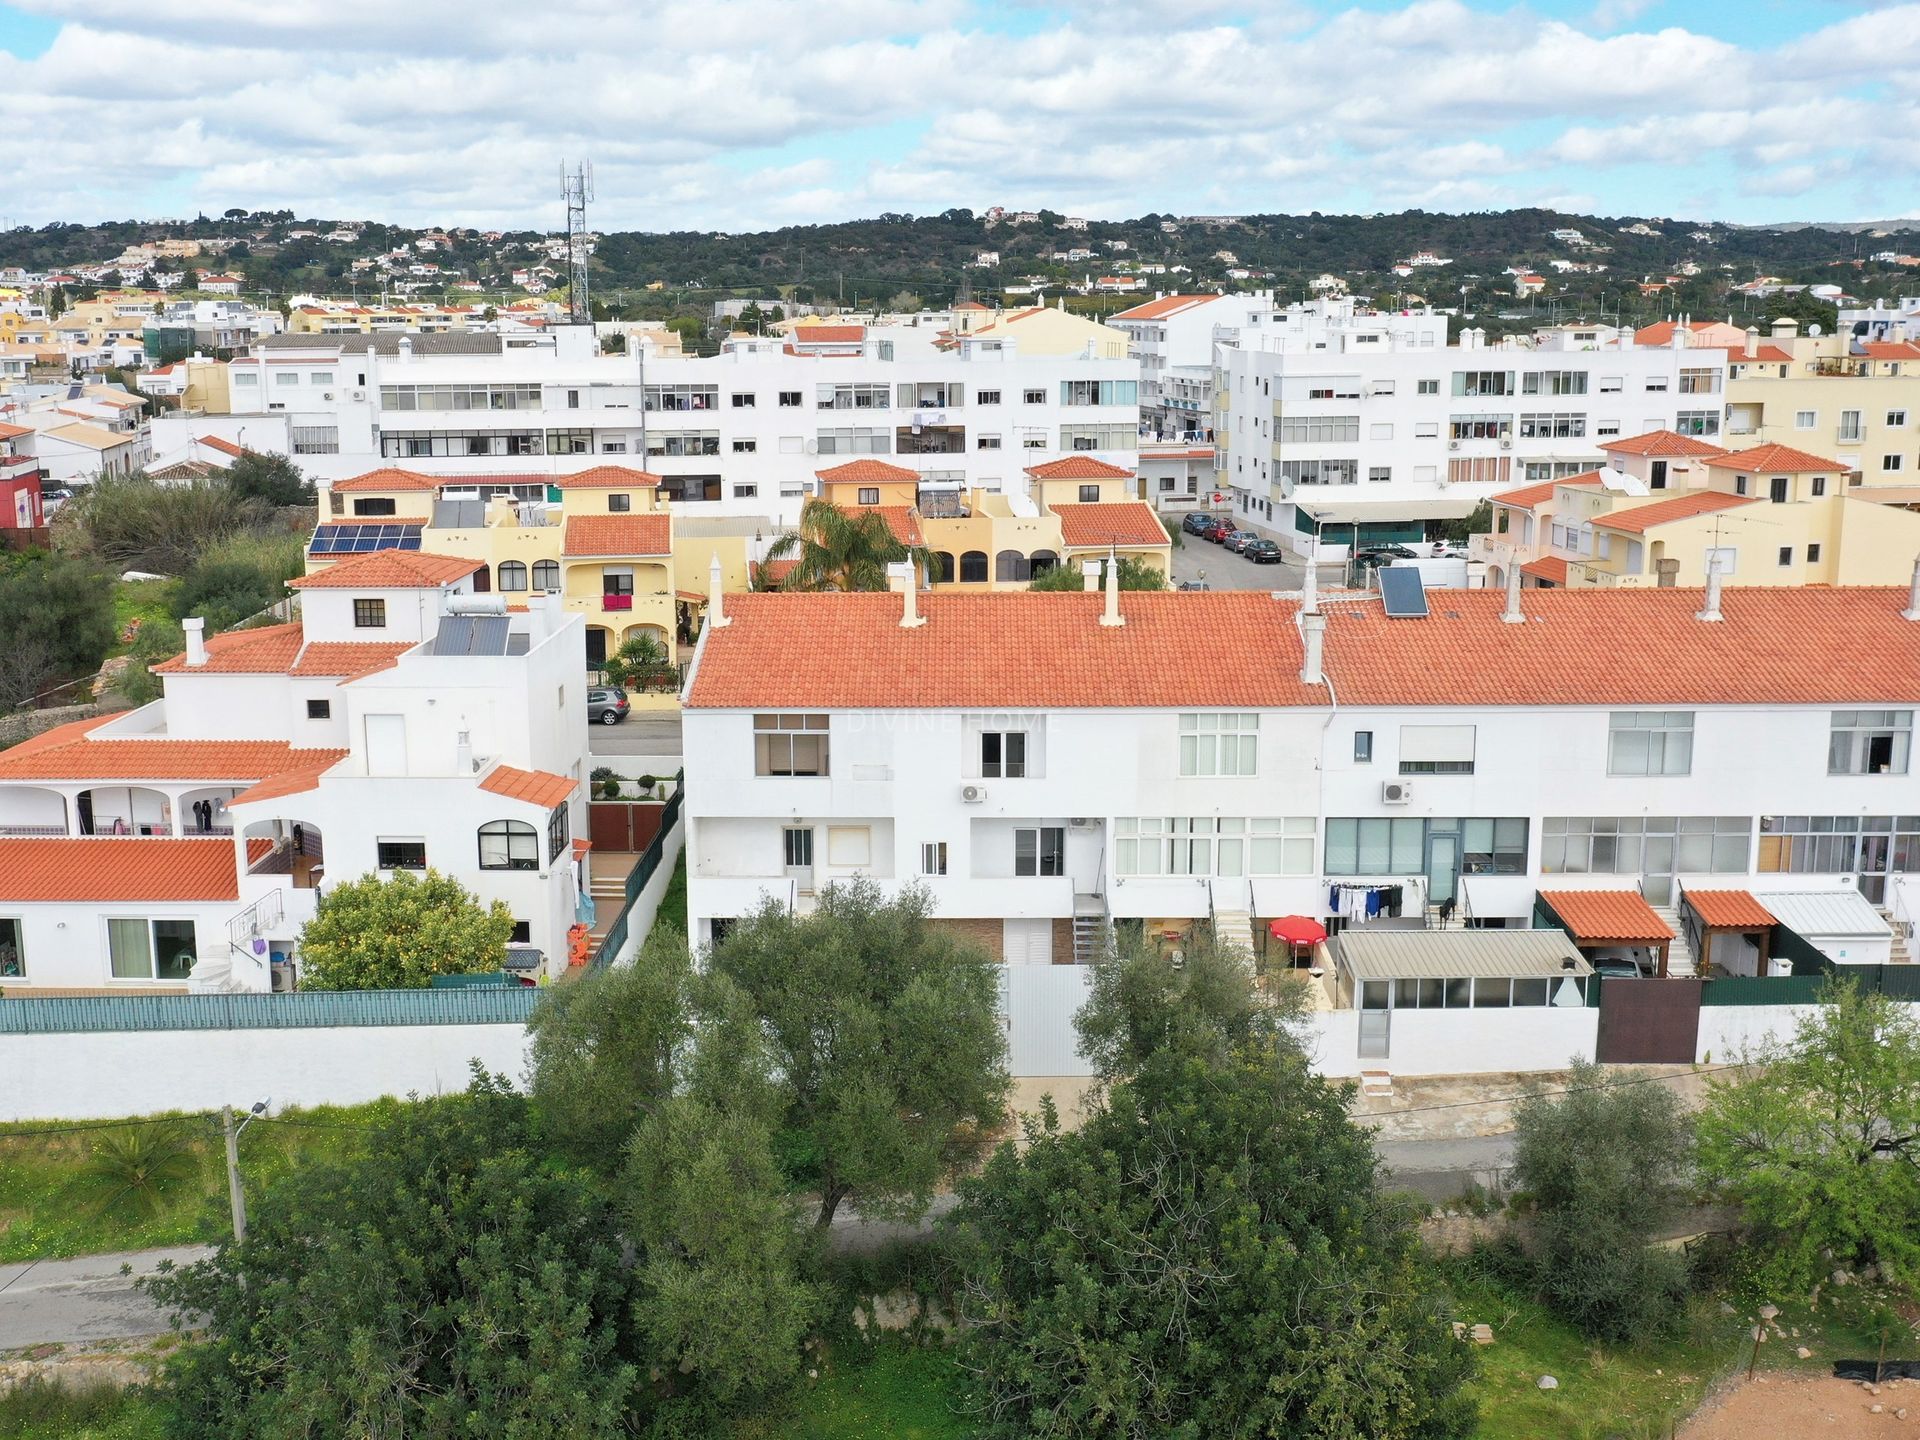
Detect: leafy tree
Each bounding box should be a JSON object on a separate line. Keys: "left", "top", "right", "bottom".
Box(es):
{"left": 117, "top": 616, "right": 185, "bottom": 706}
{"left": 761, "top": 498, "right": 938, "bottom": 593}
{"left": 1508, "top": 1059, "right": 1693, "bottom": 1341}
{"left": 146, "top": 1075, "right": 640, "bottom": 1439}
{"left": 224, "top": 450, "right": 313, "bottom": 507}
{"left": 707, "top": 877, "right": 1009, "bottom": 1227}
{"left": 1441, "top": 499, "right": 1493, "bottom": 545}
{"left": 1026, "top": 555, "right": 1168, "bottom": 592}
{"left": 56, "top": 472, "right": 266, "bottom": 575}
{"left": 1697, "top": 981, "right": 1920, "bottom": 1287}
{"left": 600, "top": 630, "right": 675, "bottom": 691}
{"left": 171, "top": 560, "right": 282, "bottom": 631}
{"left": 299, "top": 868, "right": 513, "bottom": 990}
{"left": 0, "top": 549, "right": 116, "bottom": 710}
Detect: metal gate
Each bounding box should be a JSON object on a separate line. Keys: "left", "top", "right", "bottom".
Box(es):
{"left": 1595, "top": 977, "right": 1703, "bottom": 1064}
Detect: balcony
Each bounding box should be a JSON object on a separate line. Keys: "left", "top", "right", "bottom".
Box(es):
{"left": 897, "top": 425, "right": 965, "bottom": 455}
{"left": 602, "top": 593, "right": 633, "bottom": 611}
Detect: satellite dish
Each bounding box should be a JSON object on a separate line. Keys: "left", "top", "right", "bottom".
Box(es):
{"left": 1809, "top": 323, "right": 1823, "bottom": 337}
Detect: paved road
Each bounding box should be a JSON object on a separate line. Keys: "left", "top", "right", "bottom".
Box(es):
{"left": 1170, "top": 534, "right": 1304, "bottom": 591}
{"left": 588, "top": 710, "right": 682, "bottom": 758}
{"left": 0, "top": 1246, "right": 207, "bottom": 1349}
{"left": 1375, "top": 1132, "right": 1517, "bottom": 1204}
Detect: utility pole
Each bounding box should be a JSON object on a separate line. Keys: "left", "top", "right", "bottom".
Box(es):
{"left": 221, "top": 1105, "right": 247, "bottom": 1244}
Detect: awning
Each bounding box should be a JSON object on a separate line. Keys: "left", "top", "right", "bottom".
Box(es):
{"left": 1539, "top": 890, "right": 1673, "bottom": 944}
{"left": 1683, "top": 890, "right": 1775, "bottom": 929}
{"left": 1333, "top": 928, "right": 1591, "bottom": 982}
{"left": 1296, "top": 497, "right": 1481, "bottom": 525}
{"left": 1752, "top": 888, "right": 1888, "bottom": 939}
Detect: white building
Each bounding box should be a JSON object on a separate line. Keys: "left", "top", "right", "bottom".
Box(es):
{"left": 212, "top": 325, "right": 1140, "bottom": 527}
{"left": 1109, "top": 291, "right": 1275, "bottom": 441}
{"left": 679, "top": 579, "right": 1920, "bottom": 1056}
{"left": 0, "top": 550, "right": 591, "bottom": 993}
{"left": 1213, "top": 297, "right": 1726, "bottom": 554}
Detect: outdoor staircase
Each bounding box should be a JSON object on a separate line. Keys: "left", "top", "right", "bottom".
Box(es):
{"left": 585, "top": 864, "right": 628, "bottom": 953}
{"left": 192, "top": 891, "right": 285, "bottom": 993}
{"left": 1876, "top": 909, "right": 1912, "bottom": 964}
{"left": 1648, "top": 903, "right": 1697, "bottom": 977}
{"left": 1071, "top": 898, "right": 1106, "bottom": 965}
{"left": 1213, "top": 909, "right": 1255, "bottom": 959}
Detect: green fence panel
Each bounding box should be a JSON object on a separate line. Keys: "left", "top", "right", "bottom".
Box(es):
{"left": 0, "top": 988, "right": 542, "bottom": 1034}
{"left": 1699, "top": 974, "right": 1834, "bottom": 1007}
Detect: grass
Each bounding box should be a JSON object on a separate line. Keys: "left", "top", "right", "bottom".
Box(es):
{"left": 108, "top": 579, "right": 176, "bottom": 659}
{"left": 0, "top": 1379, "right": 166, "bottom": 1440}
{"left": 734, "top": 1341, "right": 973, "bottom": 1440}
{"left": 0, "top": 1101, "right": 394, "bottom": 1263}
{"left": 656, "top": 850, "right": 688, "bottom": 936}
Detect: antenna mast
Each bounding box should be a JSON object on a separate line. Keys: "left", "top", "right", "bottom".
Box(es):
{"left": 561, "top": 159, "right": 594, "bottom": 325}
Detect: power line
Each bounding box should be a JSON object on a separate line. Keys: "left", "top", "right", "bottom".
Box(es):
{"left": 1363, "top": 1060, "right": 1746, "bottom": 1124}
{"left": 0, "top": 1111, "right": 215, "bottom": 1141}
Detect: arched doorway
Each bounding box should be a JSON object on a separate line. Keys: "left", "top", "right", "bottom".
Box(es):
{"left": 1029, "top": 549, "right": 1060, "bottom": 578}
{"left": 76, "top": 785, "right": 173, "bottom": 837}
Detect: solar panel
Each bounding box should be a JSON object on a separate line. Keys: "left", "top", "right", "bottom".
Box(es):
{"left": 430, "top": 616, "right": 510, "bottom": 656}
{"left": 308, "top": 523, "right": 422, "bottom": 555}
{"left": 1378, "top": 565, "right": 1430, "bottom": 619}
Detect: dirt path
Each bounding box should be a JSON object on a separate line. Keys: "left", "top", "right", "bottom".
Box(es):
{"left": 1680, "top": 1372, "right": 1918, "bottom": 1438}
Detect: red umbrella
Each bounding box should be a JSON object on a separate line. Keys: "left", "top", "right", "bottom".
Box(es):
{"left": 1268, "top": 915, "right": 1328, "bottom": 946}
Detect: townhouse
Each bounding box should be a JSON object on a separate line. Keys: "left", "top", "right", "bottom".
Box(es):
{"left": 1715, "top": 320, "right": 1920, "bottom": 482}
{"left": 679, "top": 574, "right": 1920, "bottom": 996}
{"left": 1212, "top": 297, "right": 1726, "bottom": 557}
{"left": 0, "top": 550, "right": 590, "bottom": 994}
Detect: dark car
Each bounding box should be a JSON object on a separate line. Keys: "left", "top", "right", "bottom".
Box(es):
{"left": 1351, "top": 545, "right": 1419, "bottom": 570}
{"left": 1224, "top": 530, "right": 1259, "bottom": 553}
{"left": 1243, "top": 539, "right": 1283, "bottom": 564}
{"left": 587, "top": 686, "right": 630, "bottom": 725}
{"left": 1181, "top": 511, "right": 1218, "bottom": 535}
{"left": 1591, "top": 957, "right": 1647, "bottom": 979}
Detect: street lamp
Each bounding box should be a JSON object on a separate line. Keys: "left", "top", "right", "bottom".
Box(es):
{"left": 221, "top": 1099, "right": 269, "bottom": 1243}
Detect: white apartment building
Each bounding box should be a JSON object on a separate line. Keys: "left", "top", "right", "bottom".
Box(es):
{"left": 214, "top": 325, "right": 1140, "bottom": 527}
{"left": 1214, "top": 298, "right": 1727, "bottom": 554}
{"left": 680, "top": 576, "right": 1920, "bottom": 998}
{"left": 1840, "top": 297, "right": 1920, "bottom": 343}
{"left": 1109, "top": 290, "right": 1274, "bottom": 440}
{"left": 0, "top": 551, "right": 591, "bottom": 993}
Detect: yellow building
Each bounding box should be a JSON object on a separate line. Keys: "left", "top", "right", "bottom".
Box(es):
{"left": 1720, "top": 327, "right": 1920, "bottom": 484}
{"left": 289, "top": 302, "right": 486, "bottom": 335}
{"left": 935, "top": 304, "right": 1131, "bottom": 360}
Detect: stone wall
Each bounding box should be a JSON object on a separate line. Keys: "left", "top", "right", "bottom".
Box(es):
{"left": 0, "top": 702, "right": 116, "bottom": 753}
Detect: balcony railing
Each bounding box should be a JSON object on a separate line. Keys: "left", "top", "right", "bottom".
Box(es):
{"left": 602, "top": 593, "right": 633, "bottom": 610}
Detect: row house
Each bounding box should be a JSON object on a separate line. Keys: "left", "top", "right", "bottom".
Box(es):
{"left": 680, "top": 579, "right": 1920, "bottom": 1036}
{"left": 0, "top": 551, "right": 590, "bottom": 994}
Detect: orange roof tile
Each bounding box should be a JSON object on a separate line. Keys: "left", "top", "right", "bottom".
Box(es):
{"left": 151, "top": 623, "right": 303, "bottom": 675}
{"left": 478, "top": 764, "right": 575, "bottom": 808}
{"left": 1591, "top": 491, "right": 1756, "bottom": 533}
{"left": 551, "top": 466, "right": 662, "bottom": 489}
{"left": 1541, "top": 890, "right": 1674, "bottom": 943}
{"left": 289, "top": 641, "right": 413, "bottom": 679}
{"left": 1701, "top": 443, "right": 1845, "bottom": 474}
{"left": 1111, "top": 293, "right": 1220, "bottom": 321}
{"left": 753, "top": 558, "right": 799, "bottom": 587}
{"left": 1598, "top": 431, "right": 1728, "bottom": 460}
{"left": 330, "top": 468, "right": 441, "bottom": 493}
{"left": 1685, "top": 890, "right": 1777, "bottom": 928}
{"left": 1861, "top": 342, "right": 1920, "bottom": 360}
{"left": 0, "top": 838, "right": 242, "bottom": 902}
{"left": 1520, "top": 555, "right": 1568, "bottom": 584}
{"left": 562, "top": 513, "right": 671, "bottom": 558}
{"left": 853, "top": 505, "right": 923, "bottom": 546}
{"left": 1027, "top": 456, "right": 1135, "bottom": 481}
{"left": 0, "top": 734, "right": 344, "bottom": 783}
{"left": 1721, "top": 344, "right": 1794, "bottom": 363}
{"left": 196, "top": 434, "right": 245, "bottom": 457}
{"left": 1052, "top": 501, "right": 1171, "bottom": 549}
{"left": 1490, "top": 473, "right": 1605, "bottom": 508}
{"left": 287, "top": 550, "right": 481, "bottom": 589}
{"left": 817, "top": 459, "right": 919, "bottom": 486}
{"left": 791, "top": 325, "right": 865, "bottom": 344}
{"left": 572, "top": 837, "right": 592, "bottom": 859}
{"left": 228, "top": 752, "right": 349, "bottom": 806}
{"left": 0, "top": 422, "right": 35, "bottom": 440}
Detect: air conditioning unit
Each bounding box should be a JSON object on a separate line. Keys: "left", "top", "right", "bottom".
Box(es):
{"left": 1499, "top": 437, "right": 1512, "bottom": 449}
{"left": 350, "top": 389, "right": 366, "bottom": 401}
{"left": 322, "top": 391, "right": 334, "bottom": 401}
{"left": 1447, "top": 439, "right": 1461, "bottom": 450}
{"left": 961, "top": 784, "right": 988, "bottom": 804}
{"left": 1382, "top": 780, "right": 1414, "bottom": 805}
{"left": 1067, "top": 817, "right": 1094, "bottom": 829}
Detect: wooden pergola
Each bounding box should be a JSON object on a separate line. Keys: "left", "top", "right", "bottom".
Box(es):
{"left": 1538, "top": 889, "right": 1676, "bottom": 977}
{"left": 1680, "top": 890, "right": 1776, "bottom": 977}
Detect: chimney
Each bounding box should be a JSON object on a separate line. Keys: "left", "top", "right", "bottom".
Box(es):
{"left": 1082, "top": 560, "right": 1100, "bottom": 592}
{"left": 1299, "top": 609, "right": 1327, "bottom": 685}
{"left": 1697, "top": 565, "right": 1724, "bottom": 623}
{"left": 1744, "top": 326, "right": 1759, "bottom": 359}
{"left": 1301, "top": 545, "right": 1318, "bottom": 612}
{"left": 707, "top": 553, "right": 729, "bottom": 629}
{"left": 889, "top": 560, "right": 926, "bottom": 628}
{"left": 455, "top": 729, "right": 472, "bottom": 775}
{"left": 396, "top": 334, "right": 413, "bottom": 364}
{"left": 1903, "top": 555, "right": 1920, "bottom": 621}
{"left": 1099, "top": 547, "right": 1124, "bottom": 627}
{"left": 1502, "top": 561, "right": 1524, "bottom": 624}
{"left": 1770, "top": 317, "right": 1798, "bottom": 341}
{"left": 183, "top": 616, "right": 208, "bottom": 666}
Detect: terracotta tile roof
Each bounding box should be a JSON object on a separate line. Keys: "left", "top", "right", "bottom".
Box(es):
{"left": 1862, "top": 342, "right": 1920, "bottom": 360}
{"left": 1722, "top": 344, "right": 1794, "bottom": 363}
{"left": 1598, "top": 431, "right": 1728, "bottom": 460}
{"left": 854, "top": 505, "right": 923, "bottom": 546}
{"left": 753, "top": 558, "right": 799, "bottom": 587}
{"left": 551, "top": 466, "right": 662, "bottom": 489}
{"left": 289, "top": 641, "right": 413, "bottom": 679}
{"left": 287, "top": 550, "right": 481, "bottom": 589}
{"left": 228, "top": 752, "right": 349, "bottom": 806}
{"left": 196, "top": 434, "right": 245, "bottom": 457}
{"left": 562, "top": 513, "right": 671, "bottom": 558}
{"left": 1052, "top": 501, "right": 1171, "bottom": 549}
{"left": 791, "top": 325, "right": 865, "bottom": 344}
{"left": 0, "top": 838, "right": 242, "bottom": 902}
{"left": 1592, "top": 491, "right": 1756, "bottom": 533}
{"left": 817, "top": 459, "right": 920, "bottom": 486}
{"left": 1701, "top": 443, "right": 1845, "bottom": 474}
{"left": 330, "top": 468, "right": 441, "bottom": 493}
{"left": 1540, "top": 890, "right": 1674, "bottom": 943}
{"left": 1490, "top": 473, "right": 1605, "bottom": 508}
{"left": 572, "top": 837, "right": 592, "bottom": 859}
{"left": 0, "top": 734, "right": 345, "bottom": 783}
{"left": 688, "top": 592, "right": 1322, "bottom": 709}
{"left": 0, "top": 422, "right": 34, "bottom": 440}
{"left": 1520, "top": 555, "right": 1568, "bottom": 584}
{"left": 478, "top": 764, "right": 575, "bottom": 808}
{"left": 1026, "top": 456, "right": 1134, "bottom": 480}
{"left": 1112, "top": 293, "right": 1220, "bottom": 321}
{"left": 1634, "top": 320, "right": 1735, "bottom": 345}
{"left": 1685, "top": 890, "right": 1777, "bottom": 928}
{"left": 151, "top": 623, "right": 303, "bottom": 675}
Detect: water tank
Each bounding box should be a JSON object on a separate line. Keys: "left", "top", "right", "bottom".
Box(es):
{"left": 445, "top": 593, "right": 509, "bottom": 616}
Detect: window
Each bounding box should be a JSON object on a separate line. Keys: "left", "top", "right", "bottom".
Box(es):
{"left": 1759, "top": 814, "right": 1920, "bottom": 902}
{"left": 1839, "top": 410, "right": 1864, "bottom": 443}
{"left": 1354, "top": 731, "right": 1373, "bottom": 762}
{"left": 1416, "top": 379, "right": 1439, "bottom": 395}
{"left": 1448, "top": 414, "right": 1510, "bottom": 441}
{"left": 607, "top": 493, "right": 632, "bottom": 513}
{"left": 1178, "top": 712, "right": 1258, "bottom": 776}
{"left": 976, "top": 435, "right": 1001, "bottom": 450}
{"left": 1795, "top": 411, "right": 1816, "bottom": 430}
{"left": 782, "top": 828, "right": 813, "bottom": 870}
{"left": 1813, "top": 475, "right": 1829, "bottom": 494}
{"left": 478, "top": 819, "right": 538, "bottom": 870}
{"left": 353, "top": 598, "right": 386, "bottom": 628}
{"left": 107, "top": 918, "right": 196, "bottom": 981}
{"left": 754, "top": 713, "right": 829, "bottom": 775}
{"left": 982, "top": 730, "right": 1027, "bottom": 778}
{"left": 959, "top": 550, "right": 988, "bottom": 582}
{"left": 1808, "top": 543, "right": 1822, "bottom": 563}
{"left": 1022, "top": 388, "right": 1047, "bottom": 404}
{"left": 1888, "top": 410, "right": 1908, "bottom": 428}
{"left": 1523, "top": 370, "right": 1589, "bottom": 396}
{"left": 1398, "top": 725, "right": 1475, "bottom": 774}
{"left": 1280, "top": 459, "right": 1359, "bottom": 487}
{"left": 1451, "top": 370, "right": 1514, "bottom": 397}
{"left": 1543, "top": 816, "right": 1750, "bottom": 878}
{"left": 306, "top": 699, "right": 331, "bottom": 720}
{"left": 732, "top": 439, "right": 757, "bottom": 453}
{"left": 976, "top": 388, "right": 1001, "bottom": 406}
{"left": 1644, "top": 376, "right": 1669, "bottom": 392}
{"left": 0, "top": 917, "right": 24, "bottom": 978}
{"left": 377, "top": 839, "right": 427, "bottom": 870}
{"left": 857, "top": 486, "right": 880, "bottom": 505}
{"left": 1518, "top": 413, "right": 1587, "bottom": 439}
{"left": 232, "top": 372, "right": 258, "bottom": 387}
{"left": 778, "top": 390, "right": 802, "bottom": 407}
{"left": 1414, "top": 422, "right": 1439, "bottom": 439}
{"left": 1116, "top": 816, "right": 1314, "bottom": 876}
{"left": 1324, "top": 817, "right": 1527, "bottom": 875}
{"left": 731, "top": 392, "right": 755, "bottom": 408}
{"left": 547, "top": 805, "right": 570, "bottom": 864}
{"left": 1014, "top": 826, "right": 1065, "bottom": 876}
{"left": 275, "top": 370, "right": 300, "bottom": 387}
{"left": 498, "top": 560, "right": 528, "bottom": 591}
{"left": 352, "top": 497, "right": 397, "bottom": 517}
{"left": 733, "top": 484, "right": 757, "bottom": 499}
{"left": 1829, "top": 710, "right": 1912, "bottom": 775}
{"left": 1060, "top": 380, "right": 1138, "bottom": 406}
{"left": 532, "top": 559, "right": 559, "bottom": 590}
{"left": 1279, "top": 415, "right": 1361, "bottom": 443}
{"left": 1779, "top": 545, "right": 1794, "bottom": 567}
{"left": 1368, "top": 466, "right": 1391, "bottom": 484}
{"left": 1884, "top": 456, "right": 1904, "bottom": 473}
{"left": 292, "top": 425, "right": 340, "bottom": 454}
{"left": 508, "top": 920, "right": 531, "bottom": 944}
{"left": 921, "top": 841, "right": 948, "bottom": 876}
{"left": 1769, "top": 475, "right": 1789, "bottom": 503}
{"left": 1607, "top": 711, "right": 1693, "bottom": 776}
{"left": 1675, "top": 410, "right": 1720, "bottom": 437}
{"left": 1598, "top": 375, "right": 1624, "bottom": 393}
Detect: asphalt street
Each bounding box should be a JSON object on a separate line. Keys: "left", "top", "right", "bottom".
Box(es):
{"left": 587, "top": 709, "right": 683, "bottom": 758}
{"left": 0, "top": 1246, "right": 207, "bottom": 1349}
{"left": 1169, "top": 533, "right": 1305, "bottom": 591}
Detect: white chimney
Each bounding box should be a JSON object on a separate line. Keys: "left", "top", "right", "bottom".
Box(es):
{"left": 396, "top": 334, "right": 413, "bottom": 364}
{"left": 183, "top": 616, "right": 208, "bottom": 667}
{"left": 1697, "top": 564, "right": 1724, "bottom": 623}
{"left": 455, "top": 729, "right": 472, "bottom": 775}
{"left": 1903, "top": 555, "right": 1920, "bottom": 621}
{"left": 1099, "top": 547, "right": 1124, "bottom": 628}
{"left": 1082, "top": 560, "right": 1100, "bottom": 592}
{"left": 1301, "top": 546, "right": 1318, "bottom": 612}
{"left": 1502, "top": 560, "right": 1524, "bottom": 623}
{"left": 707, "top": 553, "right": 729, "bottom": 629}
{"left": 889, "top": 561, "right": 926, "bottom": 628}
{"left": 1300, "top": 609, "right": 1327, "bottom": 685}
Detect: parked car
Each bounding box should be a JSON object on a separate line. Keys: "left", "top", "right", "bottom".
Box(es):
{"left": 1591, "top": 957, "right": 1648, "bottom": 979}
{"left": 587, "top": 686, "right": 630, "bottom": 725}
{"left": 1224, "top": 530, "right": 1259, "bottom": 553}
{"left": 1243, "top": 539, "right": 1283, "bottom": 564}
{"left": 1203, "top": 519, "right": 1235, "bottom": 544}
{"left": 1181, "top": 511, "right": 1219, "bottom": 535}
{"left": 1351, "top": 545, "right": 1419, "bottom": 570}
{"left": 1424, "top": 541, "right": 1468, "bottom": 559}
{"left": 1177, "top": 579, "right": 1212, "bottom": 591}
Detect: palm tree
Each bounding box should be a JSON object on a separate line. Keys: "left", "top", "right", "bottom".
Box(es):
{"left": 760, "top": 498, "right": 938, "bottom": 592}
{"left": 75, "top": 1125, "right": 201, "bottom": 1220}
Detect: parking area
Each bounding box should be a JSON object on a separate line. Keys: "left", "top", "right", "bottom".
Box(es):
{"left": 1170, "top": 532, "right": 1304, "bottom": 591}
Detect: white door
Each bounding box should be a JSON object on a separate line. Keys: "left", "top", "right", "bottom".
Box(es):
{"left": 1003, "top": 918, "right": 1053, "bottom": 966}
{"left": 364, "top": 713, "right": 407, "bottom": 776}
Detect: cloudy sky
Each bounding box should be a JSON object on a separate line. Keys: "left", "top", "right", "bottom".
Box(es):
{"left": 1, "top": 0, "right": 1914, "bottom": 233}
